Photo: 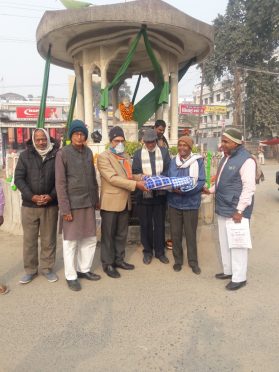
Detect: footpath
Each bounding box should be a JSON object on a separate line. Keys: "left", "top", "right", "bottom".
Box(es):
{"left": 0, "top": 163, "right": 278, "bottom": 372}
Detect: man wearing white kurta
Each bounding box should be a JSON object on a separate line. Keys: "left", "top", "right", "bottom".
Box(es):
{"left": 205, "top": 128, "right": 256, "bottom": 291}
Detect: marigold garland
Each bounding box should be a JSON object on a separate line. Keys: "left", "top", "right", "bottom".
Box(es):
{"left": 119, "top": 102, "right": 134, "bottom": 121}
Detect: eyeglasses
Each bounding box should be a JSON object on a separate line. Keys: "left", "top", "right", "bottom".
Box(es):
{"left": 112, "top": 139, "right": 125, "bottom": 144}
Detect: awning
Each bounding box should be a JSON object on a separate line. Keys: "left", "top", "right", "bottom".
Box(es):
{"left": 260, "top": 138, "right": 279, "bottom": 145}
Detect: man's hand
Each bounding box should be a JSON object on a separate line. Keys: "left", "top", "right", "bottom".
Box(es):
{"left": 136, "top": 181, "right": 148, "bottom": 192}
{"left": 32, "top": 194, "right": 52, "bottom": 206}
{"left": 41, "top": 195, "right": 52, "bottom": 204}
{"left": 173, "top": 188, "right": 182, "bottom": 194}
{"left": 63, "top": 213, "right": 73, "bottom": 222}
{"left": 232, "top": 211, "right": 242, "bottom": 223}
{"left": 95, "top": 202, "right": 100, "bottom": 211}
{"left": 0, "top": 216, "right": 4, "bottom": 226}
{"left": 31, "top": 195, "right": 44, "bottom": 205}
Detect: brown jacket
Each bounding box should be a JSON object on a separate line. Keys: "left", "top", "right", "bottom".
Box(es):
{"left": 97, "top": 150, "right": 139, "bottom": 212}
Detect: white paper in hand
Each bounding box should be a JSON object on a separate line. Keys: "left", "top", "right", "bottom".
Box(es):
{"left": 226, "top": 218, "right": 252, "bottom": 249}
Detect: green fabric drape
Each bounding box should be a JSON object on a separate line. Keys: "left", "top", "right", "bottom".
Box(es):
{"left": 100, "top": 28, "right": 169, "bottom": 111}
{"left": 37, "top": 45, "right": 51, "bottom": 129}
{"left": 142, "top": 28, "right": 163, "bottom": 82}
{"left": 133, "top": 83, "right": 164, "bottom": 125}
{"left": 59, "top": 0, "right": 92, "bottom": 8}
{"left": 134, "top": 57, "right": 196, "bottom": 128}
{"left": 178, "top": 57, "right": 197, "bottom": 81}
{"left": 100, "top": 26, "right": 197, "bottom": 128}
{"left": 64, "top": 78, "right": 77, "bottom": 145}
{"left": 132, "top": 74, "right": 142, "bottom": 105}
{"left": 100, "top": 30, "right": 143, "bottom": 110}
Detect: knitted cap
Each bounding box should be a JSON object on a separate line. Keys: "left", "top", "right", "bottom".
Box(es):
{"left": 178, "top": 136, "right": 193, "bottom": 149}
{"left": 142, "top": 128, "right": 157, "bottom": 142}
{"left": 109, "top": 126, "right": 125, "bottom": 141}
{"left": 223, "top": 128, "right": 242, "bottom": 144}
{"left": 68, "top": 120, "right": 88, "bottom": 140}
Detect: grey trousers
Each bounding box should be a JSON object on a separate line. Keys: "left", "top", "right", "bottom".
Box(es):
{"left": 22, "top": 206, "right": 58, "bottom": 274}
{"left": 169, "top": 206, "right": 199, "bottom": 266}
{"left": 100, "top": 209, "right": 129, "bottom": 267}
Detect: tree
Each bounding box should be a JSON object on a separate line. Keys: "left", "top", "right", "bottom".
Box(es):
{"left": 203, "top": 0, "right": 279, "bottom": 138}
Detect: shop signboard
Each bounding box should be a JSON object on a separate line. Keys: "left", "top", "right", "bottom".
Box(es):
{"left": 179, "top": 104, "right": 205, "bottom": 115}
{"left": 16, "top": 107, "right": 62, "bottom": 120}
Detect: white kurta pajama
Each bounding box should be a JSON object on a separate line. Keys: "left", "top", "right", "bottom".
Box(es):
{"left": 212, "top": 157, "right": 256, "bottom": 282}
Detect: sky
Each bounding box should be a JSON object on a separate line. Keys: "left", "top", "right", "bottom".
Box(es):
{"left": 0, "top": 0, "right": 228, "bottom": 101}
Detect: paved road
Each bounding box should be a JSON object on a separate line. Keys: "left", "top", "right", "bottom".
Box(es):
{"left": 0, "top": 163, "right": 279, "bottom": 372}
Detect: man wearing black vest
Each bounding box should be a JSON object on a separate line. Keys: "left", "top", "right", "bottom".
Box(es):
{"left": 204, "top": 129, "right": 256, "bottom": 291}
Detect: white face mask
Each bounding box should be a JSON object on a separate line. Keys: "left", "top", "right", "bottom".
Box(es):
{"left": 115, "top": 142, "right": 125, "bottom": 154}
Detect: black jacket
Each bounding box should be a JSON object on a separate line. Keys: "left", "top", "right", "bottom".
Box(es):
{"left": 14, "top": 138, "right": 59, "bottom": 208}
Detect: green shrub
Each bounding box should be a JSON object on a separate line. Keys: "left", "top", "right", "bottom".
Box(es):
{"left": 125, "top": 141, "right": 142, "bottom": 157}
{"left": 169, "top": 146, "right": 178, "bottom": 156}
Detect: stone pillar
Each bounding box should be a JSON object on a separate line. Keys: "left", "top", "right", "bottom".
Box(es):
{"left": 155, "top": 105, "right": 163, "bottom": 121}
{"left": 100, "top": 67, "right": 109, "bottom": 143}
{"left": 83, "top": 63, "right": 94, "bottom": 144}
{"left": 74, "top": 61, "right": 85, "bottom": 121}
{"left": 162, "top": 104, "right": 169, "bottom": 140}
{"left": 170, "top": 70, "right": 179, "bottom": 143}
{"left": 111, "top": 87, "right": 118, "bottom": 125}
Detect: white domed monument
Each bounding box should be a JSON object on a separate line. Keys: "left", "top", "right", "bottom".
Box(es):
{"left": 36, "top": 0, "right": 214, "bottom": 146}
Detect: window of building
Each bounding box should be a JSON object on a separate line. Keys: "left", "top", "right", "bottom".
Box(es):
{"left": 210, "top": 96, "right": 214, "bottom": 104}
{"left": 209, "top": 115, "right": 213, "bottom": 122}
{"left": 204, "top": 116, "right": 207, "bottom": 123}
{"left": 204, "top": 98, "right": 208, "bottom": 104}
{"left": 226, "top": 111, "right": 230, "bottom": 119}
{"left": 216, "top": 114, "right": 220, "bottom": 121}
{"left": 216, "top": 94, "right": 221, "bottom": 102}
{"left": 225, "top": 91, "right": 231, "bottom": 100}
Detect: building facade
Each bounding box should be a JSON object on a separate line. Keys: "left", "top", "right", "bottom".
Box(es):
{"left": 0, "top": 93, "right": 69, "bottom": 167}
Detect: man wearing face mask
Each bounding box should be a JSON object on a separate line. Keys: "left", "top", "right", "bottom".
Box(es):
{"left": 97, "top": 126, "right": 147, "bottom": 278}
{"left": 132, "top": 128, "right": 171, "bottom": 265}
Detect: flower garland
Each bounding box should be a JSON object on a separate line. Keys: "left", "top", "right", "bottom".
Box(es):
{"left": 119, "top": 102, "right": 134, "bottom": 121}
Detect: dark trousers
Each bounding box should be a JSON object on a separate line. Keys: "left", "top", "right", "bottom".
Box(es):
{"left": 100, "top": 209, "right": 129, "bottom": 267}
{"left": 22, "top": 206, "right": 58, "bottom": 275}
{"left": 169, "top": 206, "right": 199, "bottom": 266}
{"left": 137, "top": 203, "right": 166, "bottom": 258}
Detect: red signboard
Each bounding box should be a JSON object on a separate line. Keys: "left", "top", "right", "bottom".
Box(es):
{"left": 16, "top": 107, "right": 58, "bottom": 119}
{"left": 179, "top": 104, "right": 205, "bottom": 116}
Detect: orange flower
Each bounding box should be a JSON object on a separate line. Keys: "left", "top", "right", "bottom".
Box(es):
{"left": 119, "top": 102, "right": 134, "bottom": 121}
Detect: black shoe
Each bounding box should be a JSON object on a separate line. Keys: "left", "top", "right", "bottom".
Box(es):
{"left": 115, "top": 262, "right": 135, "bottom": 270}
{"left": 77, "top": 271, "right": 101, "bottom": 281}
{"left": 66, "top": 279, "right": 81, "bottom": 291}
{"left": 143, "top": 254, "right": 152, "bottom": 265}
{"left": 215, "top": 273, "right": 232, "bottom": 280}
{"left": 173, "top": 264, "right": 182, "bottom": 272}
{"left": 226, "top": 281, "right": 247, "bottom": 291}
{"left": 158, "top": 255, "right": 169, "bottom": 264}
{"left": 104, "top": 265, "right": 121, "bottom": 279}
{"left": 191, "top": 264, "right": 201, "bottom": 275}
